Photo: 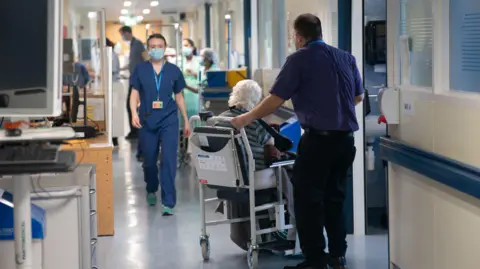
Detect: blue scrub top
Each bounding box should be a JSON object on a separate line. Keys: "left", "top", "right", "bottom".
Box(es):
{"left": 131, "top": 61, "right": 186, "bottom": 131}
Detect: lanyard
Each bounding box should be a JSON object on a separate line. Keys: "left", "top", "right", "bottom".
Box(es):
{"left": 153, "top": 65, "right": 164, "bottom": 100}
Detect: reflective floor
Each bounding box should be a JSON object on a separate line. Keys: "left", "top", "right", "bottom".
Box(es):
{"left": 97, "top": 140, "right": 389, "bottom": 269}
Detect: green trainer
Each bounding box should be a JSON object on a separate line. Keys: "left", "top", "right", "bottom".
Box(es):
{"left": 162, "top": 206, "right": 174, "bottom": 216}
{"left": 146, "top": 193, "right": 157, "bottom": 206}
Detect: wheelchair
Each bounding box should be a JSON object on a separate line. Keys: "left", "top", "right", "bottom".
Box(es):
{"left": 189, "top": 113, "right": 301, "bottom": 269}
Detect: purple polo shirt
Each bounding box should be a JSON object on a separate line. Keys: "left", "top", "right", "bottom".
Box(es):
{"left": 270, "top": 41, "right": 364, "bottom": 132}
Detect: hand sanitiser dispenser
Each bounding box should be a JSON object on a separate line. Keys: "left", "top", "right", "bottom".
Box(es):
{"left": 378, "top": 87, "right": 400, "bottom": 125}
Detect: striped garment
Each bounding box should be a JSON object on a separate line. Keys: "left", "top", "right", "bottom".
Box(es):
{"left": 217, "top": 108, "right": 271, "bottom": 171}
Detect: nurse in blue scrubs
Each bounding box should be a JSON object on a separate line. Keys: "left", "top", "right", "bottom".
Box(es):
{"left": 129, "top": 33, "right": 190, "bottom": 215}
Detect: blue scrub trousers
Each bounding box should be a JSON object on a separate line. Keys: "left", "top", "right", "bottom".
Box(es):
{"left": 136, "top": 139, "right": 142, "bottom": 158}
{"left": 141, "top": 117, "right": 179, "bottom": 208}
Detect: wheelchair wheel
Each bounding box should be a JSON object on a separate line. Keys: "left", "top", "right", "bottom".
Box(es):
{"left": 247, "top": 244, "right": 259, "bottom": 269}
{"left": 200, "top": 236, "right": 210, "bottom": 261}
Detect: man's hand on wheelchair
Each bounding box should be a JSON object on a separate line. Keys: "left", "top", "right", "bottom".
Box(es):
{"left": 231, "top": 113, "right": 253, "bottom": 130}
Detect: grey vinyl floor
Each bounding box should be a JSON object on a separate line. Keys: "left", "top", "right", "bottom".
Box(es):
{"left": 96, "top": 140, "right": 389, "bottom": 269}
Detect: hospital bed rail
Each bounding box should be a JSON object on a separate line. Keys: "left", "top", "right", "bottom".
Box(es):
{"left": 189, "top": 114, "right": 300, "bottom": 269}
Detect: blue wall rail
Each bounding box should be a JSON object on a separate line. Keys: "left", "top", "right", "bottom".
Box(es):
{"left": 380, "top": 137, "right": 480, "bottom": 199}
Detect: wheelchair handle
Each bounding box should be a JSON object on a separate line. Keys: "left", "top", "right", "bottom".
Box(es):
{"left": 209, "top": 116, "right": 234, "bottom": 123}
{"left": 188, "top": 114, "right": 256, "bottom": 189}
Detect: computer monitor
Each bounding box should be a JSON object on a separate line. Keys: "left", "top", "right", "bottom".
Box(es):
{"left": 0, "top": 0, "right": 63, "bottom": 117}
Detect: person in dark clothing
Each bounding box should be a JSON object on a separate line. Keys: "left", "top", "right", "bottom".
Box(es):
{"left": 231, "top": 14, "right": 364, "bottom": 269}
{"left": 119, "top": 25, "right": 148, "bottom": 141}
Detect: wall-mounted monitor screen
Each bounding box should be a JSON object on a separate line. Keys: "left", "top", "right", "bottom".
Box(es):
{"left": 0, "top": 0, "right": 63, "bottom": 116}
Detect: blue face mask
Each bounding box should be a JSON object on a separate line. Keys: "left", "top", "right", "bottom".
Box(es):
{"left": 149, "top": 48, "right": 165, "bottom": 60}
{"left": 183, "top": 47, "right": 193, "bottom": 56}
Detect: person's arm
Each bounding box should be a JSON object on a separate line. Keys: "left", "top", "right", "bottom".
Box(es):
{"left": 175, "top": 93, "right": 188, "bottom": 123}
{"left": 232, "top": 54, "right": 301, "bottom": 128}
{"left": 352, "top": 55, "right": 365, "bottom": 106}
{"left": 129, "top": 67, "right": 142, "bottom": 126}
{"left": 186, "top": 85, "right": 199, "bottom": 93}
{"left": 130, "top": 89, "right": 140, "bottom": 115}
{"left": 79, "top": 64, "right": 92, "bottom": 85}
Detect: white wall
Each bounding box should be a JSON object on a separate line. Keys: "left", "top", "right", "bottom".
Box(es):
{"left": 285, "top": 0, "right": 338, "bottom": 47}
{"left": 389, "top": 165, "right": 480, "bottom": 269}
{"left": 387, "top": 0, "right": 480, "bottom": 267}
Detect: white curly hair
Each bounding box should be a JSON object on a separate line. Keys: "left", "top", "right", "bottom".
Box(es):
{"left": 228, "top": 79, "right": 262, "bottom": 111}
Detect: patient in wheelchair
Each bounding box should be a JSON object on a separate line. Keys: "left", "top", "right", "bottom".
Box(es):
{"left": 215, "top": 79, "right": 296, "bottom": 250}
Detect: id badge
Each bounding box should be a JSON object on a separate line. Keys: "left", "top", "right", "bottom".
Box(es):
{"left": 152, "top": 101, "right": 163, "bottom": 109}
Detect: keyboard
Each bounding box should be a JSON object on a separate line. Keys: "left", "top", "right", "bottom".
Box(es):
{"left": 0, "top": 145, "right": 59, "bottom": 165}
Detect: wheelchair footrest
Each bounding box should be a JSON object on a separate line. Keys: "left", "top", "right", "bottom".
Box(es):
{"left": 259, "top": 240, "right": 296, "bottom": 252}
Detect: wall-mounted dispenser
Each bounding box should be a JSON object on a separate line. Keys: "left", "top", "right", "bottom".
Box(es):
{"left": 377, "top": 87, "right": 400, "bottom": 125}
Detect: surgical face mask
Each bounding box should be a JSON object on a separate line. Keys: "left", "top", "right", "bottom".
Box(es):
{"left": 121, "top": 35, "right": 128, "bottom": 41}
{"left": 199, "top": 58, "right": 205, "bottom": 66}
{"left": 149, "top": 48, "right": 165, "bottom": 60}
{"left": 183, "top": 46, "right": 193, "bottom": 56}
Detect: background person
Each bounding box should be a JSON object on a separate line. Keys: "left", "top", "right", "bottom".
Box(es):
{"left": 231, "top": 13, "right": 364, "bottom": 269}
{"left": 119, "top": 26, "right": 148, "bottom": 140}
{"left": 182, "top": 38, "right": 201, "bottom": 121}
{"left": 199, "top": 48, "right": 219, "bottom": 87}
{"left": 129, "top": 33, "right": 190, "bottom": 216}
{"left": 186, "top": 48, "right": 219, "bottom": 94}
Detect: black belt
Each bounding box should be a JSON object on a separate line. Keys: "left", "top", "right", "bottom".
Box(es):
{"left": 303, "top": 127, "right": 353, "bottom": 137}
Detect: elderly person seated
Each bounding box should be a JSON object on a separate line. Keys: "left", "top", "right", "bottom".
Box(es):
{"left": 216, "top": 79, "right": 296, "bottom": 250}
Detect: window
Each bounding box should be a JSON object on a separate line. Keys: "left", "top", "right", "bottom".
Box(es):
{"left": 399, "top": 0, "right": 433, "bottom": 87}
{"left": 450, "top": 1, "right": 480, "bottom": 93}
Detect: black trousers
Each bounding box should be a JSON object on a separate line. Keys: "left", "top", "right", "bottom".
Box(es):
{"left": 293, "top": 130, "right": 356, "bottom": 266}
{"left": 126, "top": 85, "right": 138, "bottom": 136}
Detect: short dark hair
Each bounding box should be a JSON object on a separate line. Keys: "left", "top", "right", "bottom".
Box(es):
{"left": 119, "top": 26, "right": 132, "bottom": 34}
{"left": 106, "top": 38, "right": 115, "bottom": 47}
{"left": 147, "top": 33, "right": 167, "bottom": 46}
{"left": 294, "top": 13, "right": 323, "bottom": 41}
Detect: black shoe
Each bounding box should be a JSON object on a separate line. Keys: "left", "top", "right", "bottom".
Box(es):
{"left": 284, "top": 261, "right": 327, "bottom": 269}
{"left": 327, "top": 256, "right": 347, "bottom": 269}
{"left": 112, "top": 137, "right": 118, "bottom": 146}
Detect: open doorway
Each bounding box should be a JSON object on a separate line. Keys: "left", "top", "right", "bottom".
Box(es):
{"left": 363, "top": 0, "right": 388, "bottom": 235}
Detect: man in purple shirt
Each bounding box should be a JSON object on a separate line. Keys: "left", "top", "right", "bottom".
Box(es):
{"left": 232, "top": 14, "right": 364, "bottom": 269}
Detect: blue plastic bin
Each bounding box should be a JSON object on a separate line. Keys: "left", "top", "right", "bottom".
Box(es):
{"left": 0, "top": 191, "right": 46, "bottom": 240}
{"left": 280, "top": 117, "right": 302, "bottom": 153}
{"left": 206, "top": 70, "right": 227, "bottom": 88}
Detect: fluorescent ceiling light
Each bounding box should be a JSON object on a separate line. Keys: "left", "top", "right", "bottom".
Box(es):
{"left": 121, "top": 9, "right": 129, "bottom": 15}
{"left": 87, "top": 12, "right": 97, "bottom": 19}
{"left": 150, "top": 1, "right": 159, "bottom": 7}
{"left": 143, "top": 9, "right": 151, "bottom": 15}
{"left": 136, "top": 16, "right": 144, "bottom": 22}
{"left": 124, "top": 1, "right": 132, "bottom": 7}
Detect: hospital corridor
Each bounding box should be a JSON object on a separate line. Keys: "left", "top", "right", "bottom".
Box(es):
{"left": 97, "top": 142, "right": 388, "bottom": 269}
{"left": 0, "top": 0, "right": 480, "bottom": 269}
